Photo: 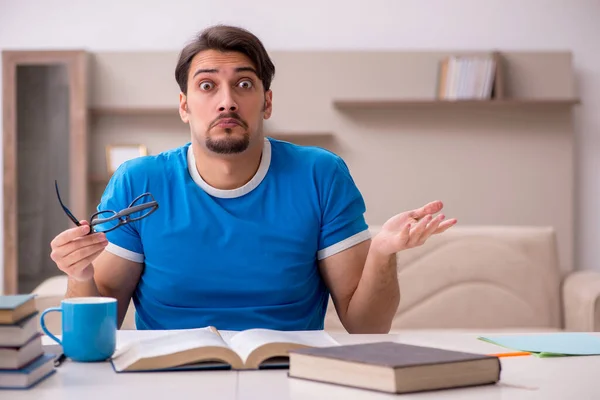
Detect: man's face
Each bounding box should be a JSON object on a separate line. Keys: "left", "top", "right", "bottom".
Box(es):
{"left": 179, "top": 49, "right": 272, "bottom": 155}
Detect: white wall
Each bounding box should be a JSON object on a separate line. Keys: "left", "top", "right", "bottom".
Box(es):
{"left": 1, "top": 0, "right": 599, "bottom": 292}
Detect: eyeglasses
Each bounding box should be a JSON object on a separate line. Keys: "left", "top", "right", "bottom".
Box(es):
{"left": 54, "top": 180, "right": 159, "bottom": 234}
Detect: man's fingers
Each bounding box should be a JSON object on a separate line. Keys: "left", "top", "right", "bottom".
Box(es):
{"left": 62, "top": 242, "right": 108, "bottom": 268}
{"left": 407, "top": 214, "right": 454, "bottom": 248}
{"left": 417, "top": 214, "right": 444, "bottom": 245}
{"left": 395, "top": 223, "right": 412, "bottom": 247}
{"left": 50, "top": 224, "right": 90, "bottom": 248}
{"left": 435, "top": 218, "right": 457, "bottom": 234}
{"left": 70, "top": 250, "right": 103, "bottom": 273}
{"left": 409, "top": 200, "right": 444, "bottom": 220}
{"left": 68, "top": 252, "right": 102, "bottom": 281}
{"left": 407, "top": 215, "right": 432, "bottom": 246}
{"left": 51, "top": 232, "right": 107, "bottom": 260}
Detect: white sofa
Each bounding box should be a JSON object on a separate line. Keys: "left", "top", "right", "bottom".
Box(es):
{"left": 33, "top": 226, "right": 600, "bottom": 335}
{"left": 326, "top": 225, "right": 600, "bottom": 332}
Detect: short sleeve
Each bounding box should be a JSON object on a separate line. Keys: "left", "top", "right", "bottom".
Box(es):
{"left": 97, "top": 165, "right": 145, "bottom": 263}
{"left": 317, "top": 156, "right": 370, "bottom": 260}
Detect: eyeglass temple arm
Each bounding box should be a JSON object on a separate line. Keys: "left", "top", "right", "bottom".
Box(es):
{"left": 55, "top": 180, "right": 81, "bottom": 227}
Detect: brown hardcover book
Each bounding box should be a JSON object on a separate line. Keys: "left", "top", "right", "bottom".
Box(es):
{"left": 288, "top": 341, "right": 501, "bottom": 394}
{"left": 0, "top": 295, "right": 36, "bottom": 325}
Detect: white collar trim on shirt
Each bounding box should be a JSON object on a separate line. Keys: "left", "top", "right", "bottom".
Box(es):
{"left": 187, "top": 138, "right": 272, "bottom": 199}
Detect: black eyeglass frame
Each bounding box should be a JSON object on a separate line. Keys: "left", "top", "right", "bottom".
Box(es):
{"left": 54, "top": 180, "right": 159, "bottom": 234}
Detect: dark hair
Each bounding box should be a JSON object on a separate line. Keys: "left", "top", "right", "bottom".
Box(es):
{"left": 175, "top": 25, "right": 275, "bottom": 95}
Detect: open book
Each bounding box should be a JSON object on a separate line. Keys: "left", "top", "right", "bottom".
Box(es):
{"left": 110, "top": 327, "right": 339, "bottom": 372}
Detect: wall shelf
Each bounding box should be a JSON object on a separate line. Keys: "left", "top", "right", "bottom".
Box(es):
{"left": 332, "top": 98, "right": 581, "bottom": 110}
{"left": 89, "top": 107, "right": 179, "bottom": 116}
{"left": 268, "top": 131, "right": 334, "bottom": 139}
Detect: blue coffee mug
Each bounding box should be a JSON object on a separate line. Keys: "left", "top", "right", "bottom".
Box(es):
{"left": 40, "top": 297, "right": 117, "bottom": 362}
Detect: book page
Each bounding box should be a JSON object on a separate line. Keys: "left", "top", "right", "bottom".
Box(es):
{"left": 113, "top": 329, "right": 175, "bottom": 355}
{"left": 218, "top": 330, "right": 240, "bottom": 343}
{"left": 227, "top": 329, "right": 339, "bottom": 364}
{"left": 112, "top": 327, "right": 229, "bottom": 363}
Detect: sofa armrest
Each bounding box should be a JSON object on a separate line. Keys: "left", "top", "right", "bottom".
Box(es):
{"left": 562, "top": 271, "right": 600, "bottom": 331}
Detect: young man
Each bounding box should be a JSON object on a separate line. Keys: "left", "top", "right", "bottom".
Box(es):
{"left": 50, "top": 25, "right": 456, "bottom": 333}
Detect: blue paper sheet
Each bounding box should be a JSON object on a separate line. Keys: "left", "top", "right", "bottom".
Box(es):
{"left": 478, "top": 333, "right": 600, "bottom": 357}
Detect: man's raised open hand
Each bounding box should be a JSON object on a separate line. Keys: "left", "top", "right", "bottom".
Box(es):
{"left": 371, "top": 200, "right": 457, "bottom": 257}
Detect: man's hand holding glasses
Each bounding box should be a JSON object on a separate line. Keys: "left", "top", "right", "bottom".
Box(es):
{"left": 50, "top": 221, "right": 108, "bottom": 282}
{"left": 50, "top": 181, "right": 158, "bottom": 282}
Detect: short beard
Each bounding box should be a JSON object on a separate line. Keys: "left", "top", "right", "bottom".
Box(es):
{"left": 205, "top": 129, "right": 250, "bottom": 154}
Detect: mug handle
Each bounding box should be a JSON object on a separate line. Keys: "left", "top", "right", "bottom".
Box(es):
{"left": 40, "top": 307, "right": 62, "bottom": 345}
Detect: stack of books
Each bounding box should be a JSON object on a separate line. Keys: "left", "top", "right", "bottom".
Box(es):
{"left": 437, "top": 54, "right": 498, "bottom": 100}
{"left": 0, "top": 294, "right": 56, "bottom": 390}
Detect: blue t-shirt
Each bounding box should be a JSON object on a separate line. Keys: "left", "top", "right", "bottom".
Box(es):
{"left": 98, "top": 137, "right": 370, "bottom": 331}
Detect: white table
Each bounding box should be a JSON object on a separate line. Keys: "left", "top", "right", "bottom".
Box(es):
{"left": 6, "top": 330, "right": 600, "bottom": 399}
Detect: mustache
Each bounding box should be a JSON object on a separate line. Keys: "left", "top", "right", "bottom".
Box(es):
{"left": 209, "top": 112, "right": 248, "bottom": 129}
